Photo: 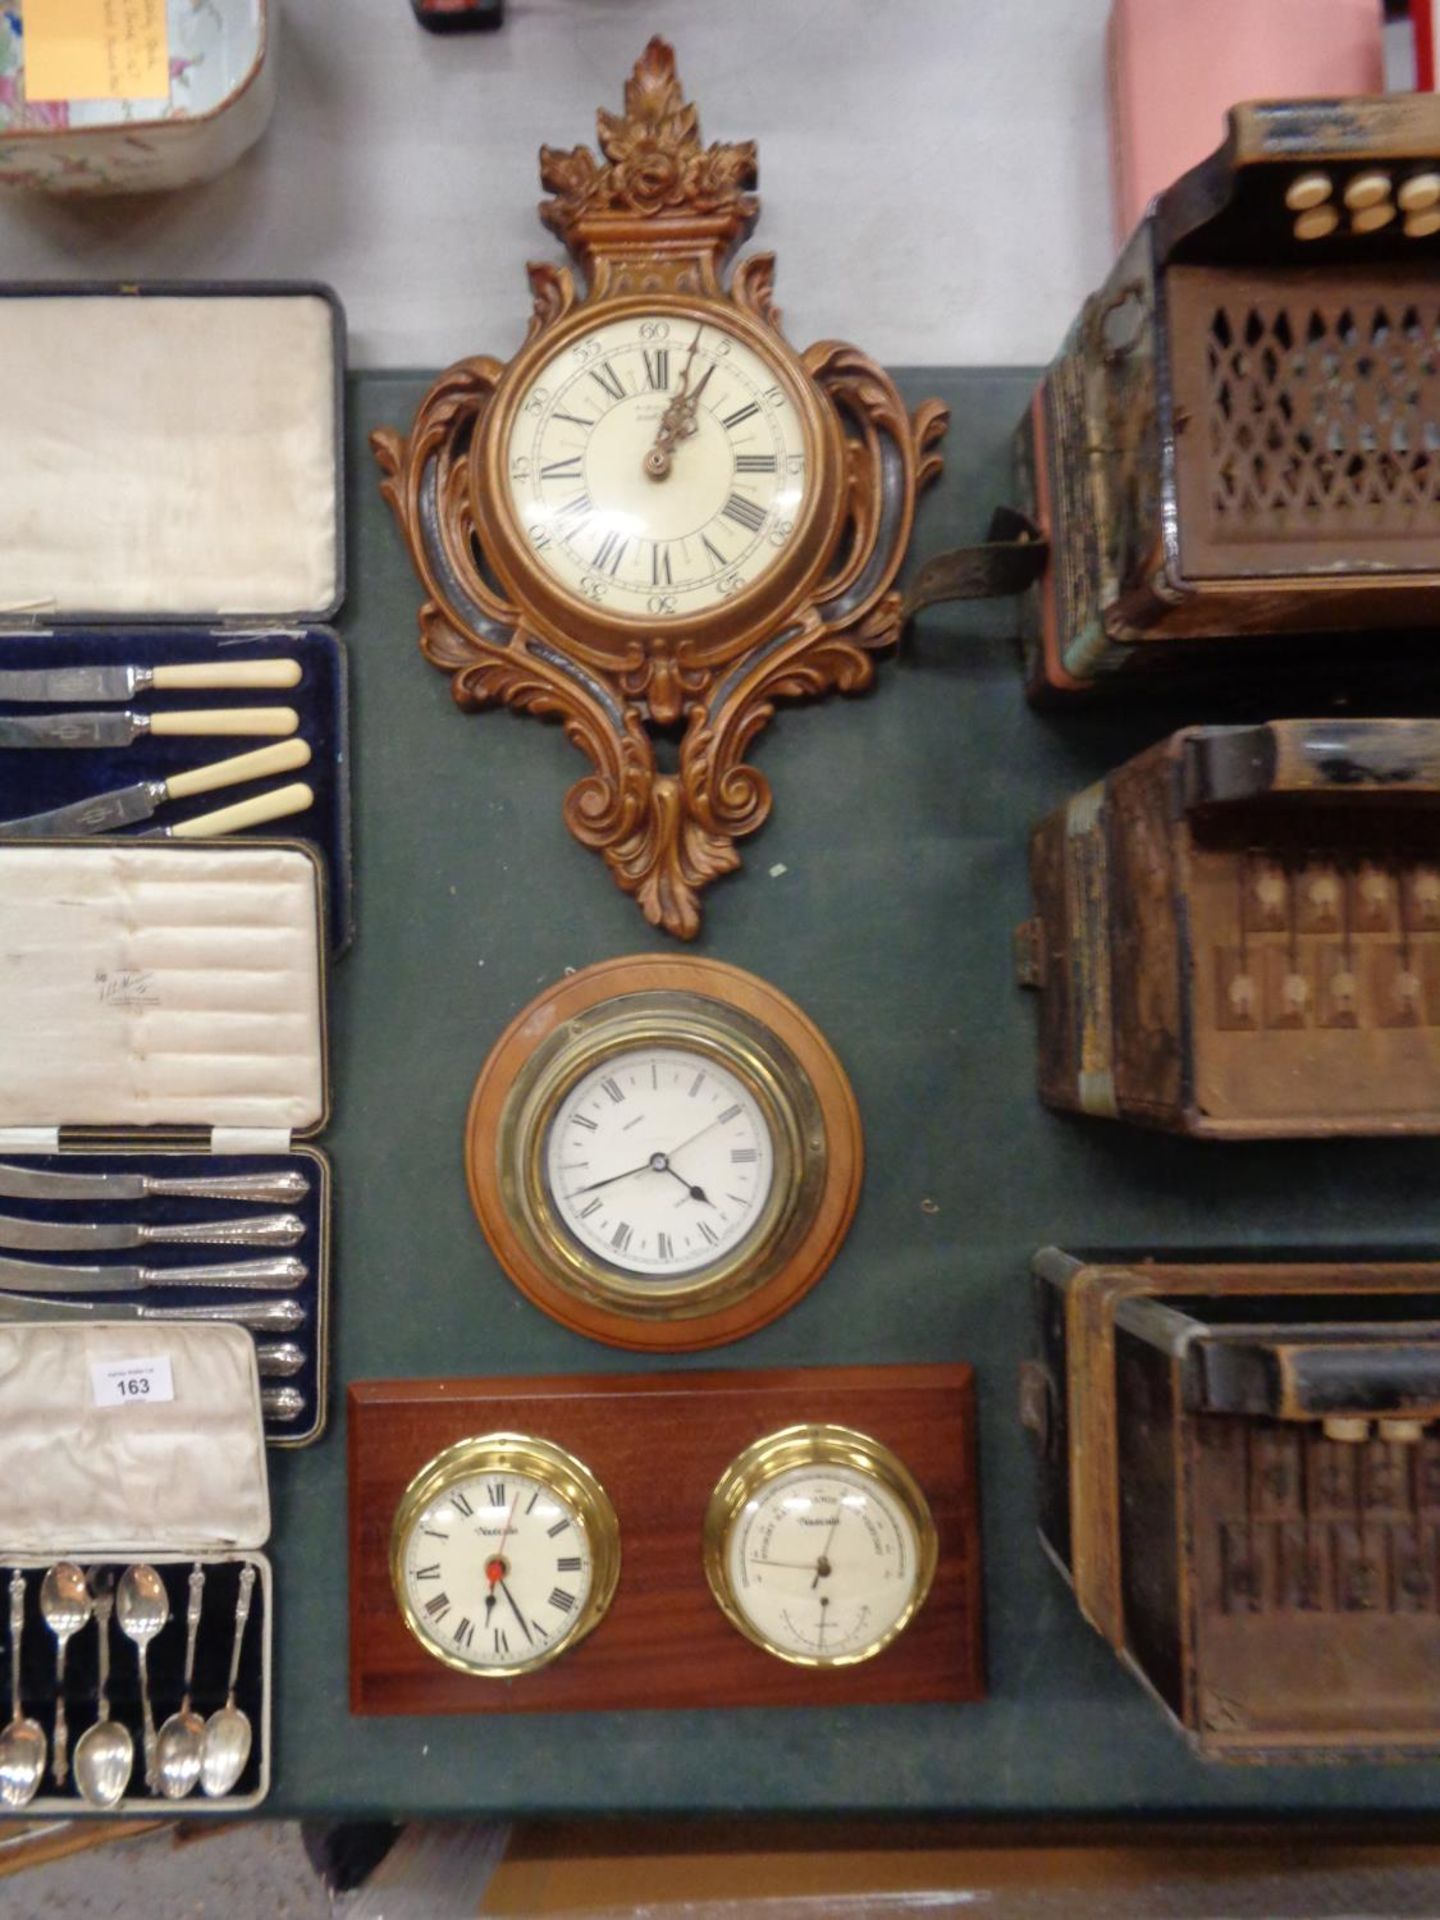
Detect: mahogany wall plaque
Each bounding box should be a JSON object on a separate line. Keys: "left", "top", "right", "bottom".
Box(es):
{"left": 349, "top": 1363, "right": 983, "bottom": 1715}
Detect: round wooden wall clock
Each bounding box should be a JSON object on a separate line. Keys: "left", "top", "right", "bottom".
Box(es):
{"left": 464, "top": 956, "right": 863, "bottom": 1350}
{"left": 373, "top": 37, "right": 947, "bottom": 939}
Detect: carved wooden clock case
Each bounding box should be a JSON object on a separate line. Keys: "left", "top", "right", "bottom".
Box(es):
{"left": 373, "top": 38, "right": 947, "bottom": 937}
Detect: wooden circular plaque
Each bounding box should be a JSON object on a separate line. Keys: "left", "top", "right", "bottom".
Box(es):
{"left": 465, "top": 956, "right": 862, "bottom": 1351}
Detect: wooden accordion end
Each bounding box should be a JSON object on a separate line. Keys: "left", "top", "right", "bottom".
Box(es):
{"left": 1016, "top": 96, "right": 1440, "bottom": 697}
{"left": 1024, "top": 1249, "right": 1440, "bottom": 1759}
{"left": 1018, "top": 718, "right": 1440, "bottom": 1137}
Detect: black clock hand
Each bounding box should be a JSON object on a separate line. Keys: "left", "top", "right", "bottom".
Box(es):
{"left": 568, "top": 1156, "right": 655, "bottom": 1197}
{"left": 499, "top": 1580, "right": 534, "bottom": 1644}
{"left": 659, "top": 1162, "right": 714, "bottom": 1207}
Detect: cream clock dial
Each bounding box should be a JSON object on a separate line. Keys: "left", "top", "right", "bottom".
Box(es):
{"left": 704, "top": 1425, "right": 938, "bottom": 1668}
{"left": 391, "top": 1435, "right": 620, "bottom": 1678}
{"left": 505, "top": 315, "right": 809, "bottom": 617}
{"left": 544, "top": 1043, "right": 777, "bottom": 1278}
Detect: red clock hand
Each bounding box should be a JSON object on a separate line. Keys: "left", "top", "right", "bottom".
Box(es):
{"left": 486, "top": 1492, "right": 520, "bottom": 1590}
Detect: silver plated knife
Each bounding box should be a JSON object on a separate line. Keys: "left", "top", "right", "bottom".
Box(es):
{"left": 0, "top": 739, "right": 311, "bottom": 837}
{"left": 0, "top": 1254, "right": 306, "bottom": 1293}
{"left": 0, "top": 1292, "right": 305, "bottom": 1328}
{"left": 0, "top": 1212, "right": 304, "bottom": 1252}
{"left": 0, "top": 708, "right": 300, "bottom": 749}
{"left": 0, "top": 1163, "right": 309, "bottom": 1205}
{"left": 0, "top": 660, "right": 301, "bottom": 705}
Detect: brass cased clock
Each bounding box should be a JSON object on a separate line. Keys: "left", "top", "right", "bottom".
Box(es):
{"left": 391, "top": 1432, "right": 621, "bottom": 1678}
{"left": 465, "top": 956, "right": 863, "bottom": 1351}
{"left": 374, "top": 37, "right": 947, "bottom": 938}
{"left": 703, "top": 1424, "right": 938, "bottom": 1668}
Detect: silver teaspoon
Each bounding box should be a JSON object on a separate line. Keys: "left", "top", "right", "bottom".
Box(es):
{"left": 73, "top": 1573, "right": 132, "bottom": 1809}
{"left": 116, "top": 1564, "right": 168, "bottom": 1791}
{"left": 201, "top": 1564, "right": 255, "bottom": 1798}
{"left": 0, "top": 1569, "right": 45, "bottom": 1808}
{"left": 156, "top": 1565, "right": 206, "bottom": 1800}
{"left": 39, "top": 1562, "right": 91, "bottom": 1788}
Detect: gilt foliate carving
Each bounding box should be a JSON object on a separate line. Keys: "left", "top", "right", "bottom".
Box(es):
{"left": 374, "top": 41, "right": 947, "bottom": 938}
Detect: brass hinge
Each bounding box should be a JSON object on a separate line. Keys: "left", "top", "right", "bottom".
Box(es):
{"left": 1014, "top": 916, "right": 1046, "bottom": 988}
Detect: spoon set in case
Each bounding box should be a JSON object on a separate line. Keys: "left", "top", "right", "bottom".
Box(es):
{"left": 0, "top": 1558, "right": 265, "bottom": 1810}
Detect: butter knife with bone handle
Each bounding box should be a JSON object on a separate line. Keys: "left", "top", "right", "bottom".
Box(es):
{"left": 139, "top": 781, "right": 314, "bottom": 840}
{"left": 0, "top": 1162, "right": 309, "bottom": 1205}
{"left": 0, "top": 1292, "right": 305, "bottom": 1328}
{"left": 0, "top": 1254, "right": 305, "bottom": 1292}
{"left": 0, "top": 659, "right": 301, "bottom": 704}
{"left": 0, "top": 739, "right": 310, "bottom": 838}
{"left": 0, "top": 708, "right": 299, "bottom": 749}
{"left": 0, "top": 1211, "right": 303, "bottom": 1252}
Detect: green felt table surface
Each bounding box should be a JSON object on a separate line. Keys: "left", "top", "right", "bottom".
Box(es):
{"left": 263, "top": 366, "right": 1440, "bottom": 1818}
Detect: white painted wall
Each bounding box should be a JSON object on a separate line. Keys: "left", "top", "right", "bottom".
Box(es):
{"left": 0, "top": 0, "right": 1117, "bottom": 369}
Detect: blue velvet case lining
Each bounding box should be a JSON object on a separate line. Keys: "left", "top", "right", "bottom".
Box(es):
{"left": 11, "top": 1554, "right": 268, "bottom": 1810}
{"left": 0, "top": 626, "right": 352, "bottom": 951}
{"left": 0, "top": 1149, "right": 329, "bottom": 1448}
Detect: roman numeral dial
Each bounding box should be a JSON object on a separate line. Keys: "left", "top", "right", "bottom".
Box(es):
{"left": 505, "top": 313, "right": 809, "bottom": 617}
{"left": 394, "top": 1438, "right": 620, "bottom": 1679}
{"left": 543, "top": 1042, "right": 777, "bottom": 1280}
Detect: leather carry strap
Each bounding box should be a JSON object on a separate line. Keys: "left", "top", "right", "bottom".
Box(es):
{"left": 903, "top": 506, "right": 1048, "bottom": 617}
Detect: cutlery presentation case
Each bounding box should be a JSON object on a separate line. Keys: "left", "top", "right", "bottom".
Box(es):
{"left": 1012, "top": 95, "right": 1440, "bottom": 698}
{"left": 1023, "top": 1248, "right": 1440, "bottom": 1760}
{"left": 0, "top": 837, "right": 333, "bottom": 1446}
{"left": 1017, "top": 717, "right": 1440, "bottom": 1137}
{"left": 0, "top": 1319, "right": 273, "bottom": 1812}
{"left": 0, "top": 281, "right": 352, "bottom": 949}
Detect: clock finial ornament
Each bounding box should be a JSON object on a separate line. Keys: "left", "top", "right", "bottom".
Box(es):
{"left": 374, "top": 42, "right": 947, "bottom": 938}
{"left": 538, "top": 37, "right": 758, "bottom": 294}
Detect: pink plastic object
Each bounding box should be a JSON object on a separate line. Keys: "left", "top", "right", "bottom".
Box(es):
{"left": 1108, "top": 0, "right": 1385, "bottom": 245}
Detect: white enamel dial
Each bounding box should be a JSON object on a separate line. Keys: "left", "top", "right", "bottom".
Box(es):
{"left": 505, "top": 314, "right": 809, "bottom": 616}
{"left": 399, "top": 1467, "right": 595, "bottom": 1673}
{"left": 725, "top": 1464, "right": 922, "bottom": 1663}
{"left": 544, "top": 1044, "right": 776, "bottom": 1278}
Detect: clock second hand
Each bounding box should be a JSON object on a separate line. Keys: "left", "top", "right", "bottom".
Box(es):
{"left": 484, "top": 1490, "right": 521, "bottom": 1624}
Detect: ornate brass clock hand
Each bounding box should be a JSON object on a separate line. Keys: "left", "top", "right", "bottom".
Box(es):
{"left": 644, "top": 325, "right": 704, "bottom": 478}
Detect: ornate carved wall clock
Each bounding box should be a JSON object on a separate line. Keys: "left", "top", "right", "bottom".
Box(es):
{"left": 464, "top": 955, "right": 863, "bottom": 1351}
{"left": 373, "top": 38, "right": 947, "bottom": 937}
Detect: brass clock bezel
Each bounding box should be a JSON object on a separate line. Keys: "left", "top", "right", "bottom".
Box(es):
{"left": 390, "top": 1431, "right": 621, "bottom": 1680}
{"left": 702, "top": 1422, "right": 939, "bottom": 1669}
{"left": 475, "top": 292, "right": 846, "bottom": 657}
{"left": 465, "top": 956, "right": 863, "bottom": 1352}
